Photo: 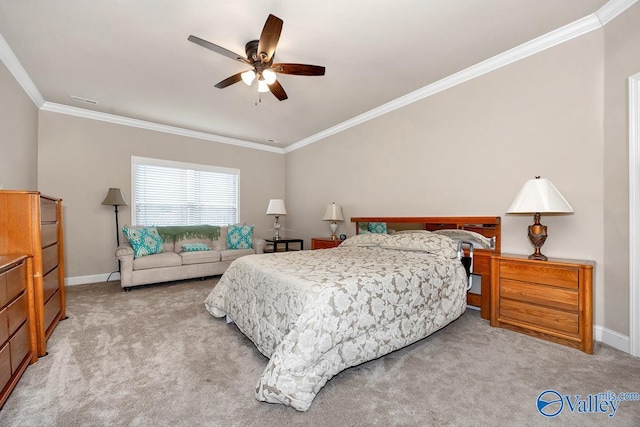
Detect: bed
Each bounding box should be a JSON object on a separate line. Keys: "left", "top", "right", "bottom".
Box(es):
{"left": 204, "top": 216, "right": 501, "bottom": 411}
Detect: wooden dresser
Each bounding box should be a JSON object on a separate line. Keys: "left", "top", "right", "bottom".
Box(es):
{"left": 490, "top": 254, "right": 594, "bottom": 354}
{"left": 0, "top": 191, "right": 66, "bottom": 357}
{"left": 0, "top": 255, "right": 37, "bottom": 408}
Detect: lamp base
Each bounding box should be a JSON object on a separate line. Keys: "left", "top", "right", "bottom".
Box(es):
{"left": 274, "top": 215, "right": 281, "bottom": 240}
{"left": 527, "top": 212, "right": 548, "bottom": 261}
{"left": 329, "top": 221, "right": 338, "bottom": 240}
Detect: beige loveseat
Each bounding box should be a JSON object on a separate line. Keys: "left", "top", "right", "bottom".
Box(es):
{"left": 116, "top": 225, "right": 265, "bottom": 289}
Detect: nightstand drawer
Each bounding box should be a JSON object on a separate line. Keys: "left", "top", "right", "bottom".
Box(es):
{"left": 499, "top": 261, "right": 578, "bottom": 289}
{"left": 500, "top": 279, "right": 578, "bottom": 311}
{"left": 500, "top": 299, "right": 579, "bottom": 335}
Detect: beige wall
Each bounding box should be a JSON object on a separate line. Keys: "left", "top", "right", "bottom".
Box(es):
{"left": 0, "top": 60, "right": 38, "bottom": 190}
{"left": 286, "top": 31, "right": 608, "bottom": 325}
{"left": 603, "top": 3, "right": 640, "bottom": 336}
{"left": 37, "top": 111, "right": 284, "bottom": 279}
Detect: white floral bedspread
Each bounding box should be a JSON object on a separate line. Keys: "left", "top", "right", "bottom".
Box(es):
{"left": 204, "top": 234, "right": 467, "bottom": 411}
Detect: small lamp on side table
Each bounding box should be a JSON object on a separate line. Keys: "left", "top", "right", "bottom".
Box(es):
{"left": 322, "top": 202, "right": 344, "bottom": 240}
{"left": 506, "top": 176, "right": 573, "bottom": 261}
{"left": 266, "top": 199, "right": 287, "bottom": 240}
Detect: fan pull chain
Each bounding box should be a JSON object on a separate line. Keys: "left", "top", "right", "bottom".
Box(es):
{"left": 255, "top": 92, "right": 262, "bottom": 106}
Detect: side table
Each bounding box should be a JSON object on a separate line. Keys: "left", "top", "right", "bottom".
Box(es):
{"left": 265, "top": 238, "right": 304, "bottom": 253}
{"left": 311, "top": 238, "right": 343, "bottom": 250}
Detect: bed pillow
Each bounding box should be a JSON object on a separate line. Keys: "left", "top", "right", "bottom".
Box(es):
{"left": 340, "top": 233, "right": 391, "bottom": 247}
{"left": 357, "top": 222, "right": 371, "bottom": 234}
{"left": 432, "top": 229, "right": 493, "bottom": 249}
{"left": 367, "top": 222, "right": 387, "bottom": 234}
{"left": 181, "top": 243, "right": 211, "bottom": 252}
{"left": 122, "top": 226, "right": 165, "bottom": 258}
{"left": 227, "top": 224, "right": 254, "bottom": 249}
{"left": 381, "top": 232, "right": 458, "bottom": 258}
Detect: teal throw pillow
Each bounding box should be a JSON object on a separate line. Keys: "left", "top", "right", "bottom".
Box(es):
{"left": 122, "top": 226, "right": 165, "bottom": 258}
{"left": 181, "top": 243, "right": 211, "bottom": 252}
{"left": 368, "top": 222, "right": 388, "bottom": 234}
{"left": 227, "top": 224, "right": 254, "bottom": 250}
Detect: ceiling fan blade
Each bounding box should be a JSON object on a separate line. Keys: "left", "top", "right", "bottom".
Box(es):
{"left": 214, "top": 72, "right": 244, "bottom": 89}
{"left": 257, "top": 14, "right": 283, "bottom": 63}
{"left": 268, "top": 79, "right": 288, "bottom": 101}
{"left": 188, "top": 35, "right": 250, "bottom": 64}
{"left": 271, "top": 63, "right": 326, "bottom": 76}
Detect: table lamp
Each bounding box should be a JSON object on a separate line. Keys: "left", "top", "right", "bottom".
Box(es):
{"left": 322, "top": 202, "right": 344, "bottom": 240}
{"left": 266, "top": 199, "right": 287, "bottom": 240}
{"left": 506, "top": 176, "right": 573, "bottom": 260}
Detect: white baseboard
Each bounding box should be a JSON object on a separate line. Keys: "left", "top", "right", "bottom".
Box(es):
{"left": 595, "top": 325, "right": 630, "bottom": 354}
{"left": 65, "top": 272, "right": 120, "bottom": 286}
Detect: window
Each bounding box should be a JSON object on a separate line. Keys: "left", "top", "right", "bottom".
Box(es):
{"left": 132, "top": 156, "right": 239, "bottom": 226}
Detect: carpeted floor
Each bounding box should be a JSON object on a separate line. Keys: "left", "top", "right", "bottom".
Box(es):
{"left": 0, "top": 278, "right": 639, "bottom": 426}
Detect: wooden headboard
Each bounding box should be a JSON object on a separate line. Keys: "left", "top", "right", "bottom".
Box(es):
{"left": 350, "top": 216, "right": 501, "bottom": 320}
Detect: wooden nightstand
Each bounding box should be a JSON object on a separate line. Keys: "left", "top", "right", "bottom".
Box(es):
{"left": 311, "top": 238, "right": 343, "bottom": 250}
{"left": 490, "top": 254, "right": 594, "bottom": 354}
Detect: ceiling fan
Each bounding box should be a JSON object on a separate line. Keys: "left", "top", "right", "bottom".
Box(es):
{"left": 188, "top": 14, "right": 325, "bottom": 101}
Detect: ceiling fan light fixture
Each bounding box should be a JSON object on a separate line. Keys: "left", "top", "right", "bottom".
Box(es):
{"left": 257, "top": 79, "right": 270, "bottom": 93}
{"left": 262, "top": 69, "right": 277, "bottom": 84}
{"left": 241, "top": 70, "right": 256, "bottom": 86}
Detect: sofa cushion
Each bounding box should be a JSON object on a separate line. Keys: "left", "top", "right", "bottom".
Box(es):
{"left": 227, "top": 224, "right": 254, "bottom": 249}
{"left": 181, "top": 243, "right": 211, "bottom": 252}
{"left": 221, "top": 249, "right": 254, "bottom": 262}
{"left": 132, "top": 252, "right": 182, "bottom": 270}
{"left": 180, "top": 250, "right": 222, "bottom": 265}
{"left": 122, "top": 226, "right": 165, "bottom": 258}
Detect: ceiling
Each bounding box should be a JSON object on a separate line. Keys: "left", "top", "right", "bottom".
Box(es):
{"left": 0, "top": 0, "right": 612, "bottom": 149}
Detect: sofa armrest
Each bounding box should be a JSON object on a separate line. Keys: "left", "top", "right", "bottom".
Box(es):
{"left": 253, "top": 237, "right": 266, "bottom": 254}
{"left": 116, "top": 242, "right": 134, "bottom": 287}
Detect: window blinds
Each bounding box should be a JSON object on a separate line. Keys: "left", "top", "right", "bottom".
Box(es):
{"left": 132, "top": 157, "right": 239, "bottom": 226}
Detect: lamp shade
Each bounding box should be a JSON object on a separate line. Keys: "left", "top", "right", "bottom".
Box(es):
{"left": 322, "top": 202, "right": 344, "bottom": 221}
{"left": 101, "top": 188, "right": 128, "bottom": 206}
{"left": 506, "top": 177, "right": 573, "bottom": 214}
{"left": 266, "top": 199, "right": 287, "bottom": 215}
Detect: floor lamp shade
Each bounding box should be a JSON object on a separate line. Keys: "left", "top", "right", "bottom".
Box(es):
{"left": 506, "top": 176, "right": 573, "bottom": 260}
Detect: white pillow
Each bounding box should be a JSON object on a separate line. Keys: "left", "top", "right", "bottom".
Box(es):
{"left": 380, "top": 233, "right": 458, "bottom": 258}
{"left": 340, "top": 233, "right": 391, "bottom": 247}
{"left": 432, "top": 229, "right": 493, "bottom": 249}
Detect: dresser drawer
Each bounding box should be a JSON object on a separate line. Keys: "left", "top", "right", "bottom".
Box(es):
{"left": 6, "top": 293, "right": 28, "bottom": 336}
{"left": 41, "top": 223, "right": 58, "bottom": 248}
{"left": 0, "top": 308, "right": 8, "bottom": 345}
{"left": 40, "top": 198, "right": 58, "bottom": 223}
{"left": 42, "top": 244, "right": 59, "bottom": 275}
{"left": 499, "top": 298, "right": 579, "bottom": 335}
{"left": 500, "top": 279, "right": 578, "bottom": 311}
{"left": 0, "top": 272, "right": 6, "bottom": 308}
{"left": 4, "top": 262, "right": 27, "bottom": 303}
{"left": 43, "top": 291, "right": 61, "bottom": 333}
{"left": 499, "top": 261, "right": 578, "bottom": 289}
{"left": 9, "top": 321, "right": 30, "bottom": 374}
{"left": 0, "top": 342, "right": 11, "bottom": 390}
{"left": 43, "top": 268, "right": 59, "bottom": 303}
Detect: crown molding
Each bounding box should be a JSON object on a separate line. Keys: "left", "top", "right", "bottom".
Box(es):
{"left": 284, "top": 13, "right": 603, "bottom": 153}
{"left": 596, "top": 0, "right": 638, "bottom": 25}
{"left": 0, "top": 33, "right": 44, "bottom": 107}
{"left": 40, "top": 102, "right": 284, "bottom": 154}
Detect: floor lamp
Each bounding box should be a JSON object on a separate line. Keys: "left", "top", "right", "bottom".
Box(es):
{"left": 102, "top": 188, "right": 128, "bottom": 278}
